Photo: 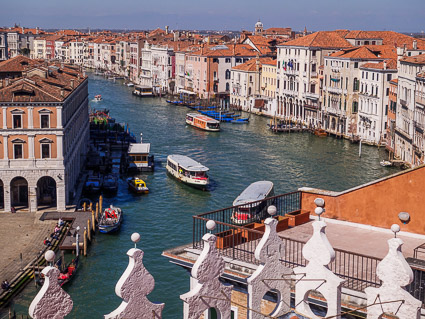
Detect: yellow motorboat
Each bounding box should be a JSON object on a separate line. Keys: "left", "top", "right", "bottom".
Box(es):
{"left": 127, "top": 177, "right": 149, "bottom": 194}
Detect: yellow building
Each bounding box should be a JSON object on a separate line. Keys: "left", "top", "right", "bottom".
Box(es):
{"left": 261, "top": 59, "right": 277, "bottom": 100}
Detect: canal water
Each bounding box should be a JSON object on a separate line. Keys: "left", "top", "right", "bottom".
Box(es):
{"left": 9, "top": 74, "right": 397, "bottom": 318}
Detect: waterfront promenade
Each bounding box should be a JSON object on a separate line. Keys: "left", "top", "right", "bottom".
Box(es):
{"left": 0, "top": 211, "right": 56, "bottom": 283}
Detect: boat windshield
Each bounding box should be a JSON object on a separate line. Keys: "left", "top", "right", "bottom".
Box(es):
{"left": 186, "top": 115, "right": 193, "bottom": 121}
{"left": 207, "top": 122, "right": 219, "bottom": 129}
{"left": 190, "top": 171, "right": 208, "bottom": 180}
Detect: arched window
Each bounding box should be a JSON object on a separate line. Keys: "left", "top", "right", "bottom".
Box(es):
{"left": 225, "top": 69, "right": 230, "bottom": 80}
{"left": 226, "top": 82, "right": 229, "bottom": 91}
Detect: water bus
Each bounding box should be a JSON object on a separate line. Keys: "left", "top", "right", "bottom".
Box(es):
{"left": 127, "top": 133, "right": 154, "bottom": 172}
{"left": 230, "top": 181, "right": 275, "bottom": 225}
{"left": 132, "top": 86, "right": 154, "bottom": 97}
{"left": 186, "top": 113, "right": 220, "bottom": 132}
{"left": 166, "top": 155, "right": 209, "bottom": 189}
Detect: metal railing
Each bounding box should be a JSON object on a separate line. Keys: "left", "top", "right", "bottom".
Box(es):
{"left": 192, "top": 190, "right": 382, "bottom": 293}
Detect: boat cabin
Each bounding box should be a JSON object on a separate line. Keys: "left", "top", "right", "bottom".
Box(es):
{"left": 133, "top": 85, "right": 154, "bottom": 97}
{"left": 186, "top": 113, "right": 220, "bottom": 131}
{"left": 127, "top": 133, "right": 154, "bottom": 171}
{"left": 166, "top": 155, "right": 209, "bottom": 188}
{"left": 231, "top": 181, "right": 274, "bottom": 224}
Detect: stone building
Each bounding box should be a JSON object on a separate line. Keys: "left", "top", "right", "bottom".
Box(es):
{"left": 0, "top": 60, "right": 88, "bottom": 212}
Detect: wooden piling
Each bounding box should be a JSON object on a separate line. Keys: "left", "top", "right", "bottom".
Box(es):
{"left": 92, "top": 211, "right": 96, "bottom": 232}
{"left": 99, "top": 195, "right": 103, "bottom": 214}
{"left": 95, "top": 202, "right": 99, "bottom": 222}
{"left": 83, "top": 229, "right": 87, "bottom": 256}
{"left": 87, "top": 220, "right": 91, "bottom": 241}
{"left": 83, "top": 202, "right": 87, "bottom": 212}
{"left": 89, "top": 202, "right": 93, "bottom": 212}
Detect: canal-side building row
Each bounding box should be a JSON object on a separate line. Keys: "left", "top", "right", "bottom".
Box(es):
{"left": 0, "top": 61, "right": 88, "bottom": 212}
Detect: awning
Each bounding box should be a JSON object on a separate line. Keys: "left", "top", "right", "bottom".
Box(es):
{"left": 178, "top": 89, "right": 197, "bottom": 95}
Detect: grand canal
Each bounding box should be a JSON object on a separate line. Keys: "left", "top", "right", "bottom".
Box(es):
{"left": 10, "top": 74, "right": 397, "bottom": 318}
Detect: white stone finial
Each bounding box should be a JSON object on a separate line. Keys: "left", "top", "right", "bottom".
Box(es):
{"left": 131, "top": 233, "right": 141, "bottom": 248}
{"left": 45, "top": 250, "right": 55, "bottom": 263}
{"left": 365, "top": 238, "right": 421, "bottom": 319}
{"left": 180, "top": 233, "right": 233, "bottom": 319}
{"left": 206, "top": 220, "right": 216, "bottom": 231}
{"left": 314, "top": 198, "right": 325, "bottom": 207}
{"left": 247, "top": 217, "right": 291, "bottom": 319}
{"left": 29, "top": 267, "right": 73, "bottom": 319}
{"left": 267, "top": 205, "right": 277, "bottom": 216}
{"left": 104, "top": 248, "right": 164, "bottom": 319}
{"left": 391, "top": 224, "right": 400, "bottom": 237}
{"left": 294, "top": 221, "right": 344, "bottom": 319}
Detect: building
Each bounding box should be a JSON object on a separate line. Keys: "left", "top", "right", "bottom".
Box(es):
{"left": 0, "top": 32, "right": 8, "bottom": 61}
{"left": 395, "top": 54, "right": 425, "bottom": 164}
{"left": 0, "top": 61, "right": 89, "bottom": 212}
{"left": 0, "top": 55, "right": 39, "bottom": 79}
{"left": 386, "top": 78, "right": 398, "bottom": 157}
{"left": 413, "top": 72, "right": 425, "bottom": 165}
{"left": 276, "top": 31, "right": 353, "bottom": 127}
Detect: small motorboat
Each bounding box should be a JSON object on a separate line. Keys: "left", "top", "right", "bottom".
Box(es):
{"left": 126, "top": 83, "right": 134, "bottom": 87}
{"left": 102, "top": 174, "right": 118, "bottom": 193}
{"left": 127, "top": 177, "right": 149, "bottom": 194}
{"left": 83, "top": 175, "right": 102, "bottom": 194}
{"left": 380, "top": 160, "right": 392, "bottom": 167}
{"left": 98, "top": 205, "right": 123, "bottom": 233}
{"left": 314, "top": 129, "right": 327, "bottom": 137}
{"left": 94, "top": 94, "right": 103, "bottom": 102}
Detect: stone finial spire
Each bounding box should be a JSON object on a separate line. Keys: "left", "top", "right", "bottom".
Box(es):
{"left": 105, "top": 233, "right": 164, "bottom": 319}
{"left": 293, "top": 221, "right": 344, "bottom": 319}
{"left": 365, "top": 237, "right": 421, "bottom": 319}
{"left": 247, "top": 215, "right": 292, "bottom": 319}
{"left": 29, "top": 251, "right": 73, "bottom": 319}
{"left": 180, "top": 227, "right": 233, "bottom": 319}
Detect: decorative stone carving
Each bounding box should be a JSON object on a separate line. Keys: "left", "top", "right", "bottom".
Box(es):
{"left": 247, "top": 217, "right": 292, "bottom": 318}
{"left": 28, "top": 266, "right": 73, "bottom": 319}
{"left": 365, "top": 238, "right": 421, "bottom": 319}
{"left": 105, "top": 248, "right": 164, "bottom": 319}
{"left": 180, "top": 233, "right": 233, "bottom": 319}
{"left": 293, "top": 220, "right": 344, "bottom": 319}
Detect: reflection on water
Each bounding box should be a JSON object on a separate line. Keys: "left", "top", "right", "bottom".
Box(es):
{"left": 7, "top": 74, "right": 396, "bottom": 318}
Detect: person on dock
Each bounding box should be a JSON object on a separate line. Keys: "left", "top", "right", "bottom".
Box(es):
{"left": 43, "top": 237, "right": 52, "bottom": 247}
{"left": 11, "top": 206, "right": 16, "bottom": 214}
{"left": 54, "top": 224, "right": 61, "bottom": 234}
{"left": 58, "top": 218, "right": 64, "bottom": 227}
{"left": 1, "top": 280, "right": 10, "bottom": 291}
{"left": 50, "top": 231, "right": 59, "bottom": 240}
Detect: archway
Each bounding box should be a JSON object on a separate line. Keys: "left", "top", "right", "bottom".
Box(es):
{"left": 331, "top": 118, "right": 336, "bottom": 131}
{"left": 0, "top": 179, "right": 3, "bottom": 209}
{"left": 10, "top": 177, "right": 28, "bottom": 209}
{"left": 37, "top": 176, "right": 57, "bottom": 210}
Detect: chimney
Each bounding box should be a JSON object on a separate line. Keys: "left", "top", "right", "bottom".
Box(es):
{"left": 413, "top": 40, "right": 418, "bottom": 50}
{"left": 21, "top": 27, "right": 24, "bottom": 33}
{"left": 201, "top": 43, "right": 204, "bottom": 55}
{"left": 165, "top": 26, "right": 169, "bottom": 35}
{"left": 0, "top": 79, "right": 3, "bottom": 89}
{"left": 70, "top": 79, "right": 74, "bottom": 89}
{"left": 233, "top": 42, "right": 236, "bottom": 56}
{"left": 36, "top": 27, "right": 39, "bottom": 35}
{"left": 174, "top": 31, "right": 179, "bottom": 42}
{"left": 383, "top": 61, "right": 387, "bottom": 70}
{"left": 5, "top": 78, "right": 9, "bottom": 87}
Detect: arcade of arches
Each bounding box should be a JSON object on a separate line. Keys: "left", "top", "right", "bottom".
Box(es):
{"left": 0, "top": 174, "right": 64, "bottom": 212}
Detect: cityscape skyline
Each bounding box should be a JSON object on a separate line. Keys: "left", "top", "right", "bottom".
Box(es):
{"left": 1, "top": 0, "right": 424, "bottom": 32}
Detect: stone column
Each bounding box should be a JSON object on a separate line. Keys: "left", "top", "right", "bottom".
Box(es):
{"left": 57, "top": 181, "right": 66, "bottom": 211}
{"left": 56, "top": 106, "right": 63, "bottom": 128}
{"left": 29, "top": 185, "right": 37, "bottom": 213}
{"left": 2, "top": 106, "right": 6, "bottom": 129}
{"left": 28, "top": 134, "right": 35, "bottom": 159}
{"left": 3, "top": 182, "right": 11, "bottom": 212}
{"left": 3, "top": 135, "right": 8, "bottom": 159}
{"left": 28, "top": 106, "right": 33, "bottom": 129}
{"left": 57, "top": 133, "right": 63, "bottom": 160}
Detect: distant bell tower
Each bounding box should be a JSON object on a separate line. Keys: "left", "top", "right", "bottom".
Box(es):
{"left": 255, "top": 19, "right": 264, "bottom": 36}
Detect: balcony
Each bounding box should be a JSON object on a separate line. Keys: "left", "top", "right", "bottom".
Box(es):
{"left": 282, "top": 89, "right": 297, "bottom": 97}
{"left": 302, "top": 92, "right": 319, "bottom": 100}
{"left": 282, "top": 69, "right": 297, "bottom": 76}
{"left": 327, "top": 87, "right": 342, "bottom": 94}
{"left": 400, "top": 99, "right": 408, "bottom": 108}
{"left": 311, "top": 71, "right": 318, "bottom": 78}
{"left": 414, "top": 120, "right": 424, "bottom": 133}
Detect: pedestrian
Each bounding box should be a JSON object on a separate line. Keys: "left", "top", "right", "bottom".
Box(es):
{"left": 54, "top": 224, "right": 61, "bottom": 234}
{"left": 58, "top": 218, "right": 64, "bottom": 227}
{"left": 1, "top": 280, "right": 10, "bottom": 290}
{"left": 11, "top": 206, "right": 16, "bottom": 214}
{"left": 43, "top": 237, "right": 52, "bottom": 247}
{"left": 50, "top": 232, "right": 59, "bottom": 240}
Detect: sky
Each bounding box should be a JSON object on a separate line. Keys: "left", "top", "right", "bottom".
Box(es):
{"left": 1, "top": 0, "right": 424, "bottom": 33}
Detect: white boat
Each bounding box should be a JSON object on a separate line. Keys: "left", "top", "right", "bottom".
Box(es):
{"left": 127, "top": 133, "right": 154, "bottom": 172}
{"left": 98, "top": 205, "right": 123, "bottom": 233}
{"left": 133, "top": 85, "right": 154, "bottom": 97}
{"left": 166, "top": 155, "right": 209, "bottom": 189}
{"left": 94, "top": 94, "right": 102, "bottom": 102}
{"left": 231, "top": 181, "right": 275, "bottom": 225}
{"left": 126, "top": 83, "right": 134, "bottom": 87}
{"left": 380, "top": 160, "right": 392, "bottom": 167}
{"left": 186, "top": 113, "right": 220, "bottom": 132}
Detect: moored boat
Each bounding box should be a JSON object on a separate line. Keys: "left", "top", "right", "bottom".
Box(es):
{"left": 127, "top": 133, "right": 154, "bottom": 172}
{"left": 132, "top": 85, "right": 154, "bottom": 97}
{"left": 314, "top": 129, "right": 327, "bottom": 137}
{"left": 102, "top": 174, "right": 118, "bottom": 193}
{"left": 186, "top": 113, "right": 220, "bottom": 131}
{"left": 83, "top": 175, "right": 102, "bottom": 194}
{"left": 127, "top": 177, "right": 149, "bottom": 194}
{"left": 380, "top": 160, "right": 392, "bottom": 167}
{"left": 98, "top": 205, "right": 123, "bottom": 233}
{"left": 230, "top": 181, "right": 275, "bottom": 225}
{"left": 166, "top": 155, "right": 209, "bottom": 189}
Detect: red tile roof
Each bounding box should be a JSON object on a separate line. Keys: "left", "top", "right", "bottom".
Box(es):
{"left": 401, "top": 54, "right": 425, "bottom": 64}
{"left": 281, "top": 31, "right": 352, "bottom": 49}
{"left": 232, "top": 57, "right": 274, "bottom": 71}
{"left": 360, "top": 59, "right": 397, "bottom": 70}
{"left": 190, "top": 44, "right": 258, "bottom": 57}
{"left": 0, "top": 56, "right": 40, "bottom": 73}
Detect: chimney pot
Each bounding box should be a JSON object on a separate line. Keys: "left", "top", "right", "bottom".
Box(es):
{"left": 61, "top": 89, "right": 64, "bottom": 97}
{"left": 70, "top": 79, "right": 74, "bottom": 89}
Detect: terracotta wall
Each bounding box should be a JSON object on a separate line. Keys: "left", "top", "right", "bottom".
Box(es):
{"left": 34, "top": 135, "right": 57, "bottom": 159}
{"left": 301, "top": 165, "right": 425, "bottom": 235}
{"left": 33, "top": 107, "right": 57, "bottom": 128}
{"left": 6, "top": 108, "right": 27, "bottom": 129}
{"left": 8, "top": 135, "right": 28, "bottom": 159}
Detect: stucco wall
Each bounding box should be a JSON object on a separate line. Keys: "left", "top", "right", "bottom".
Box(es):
{"left": 301, "top": 165, "right": 425, "bottom": 235}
